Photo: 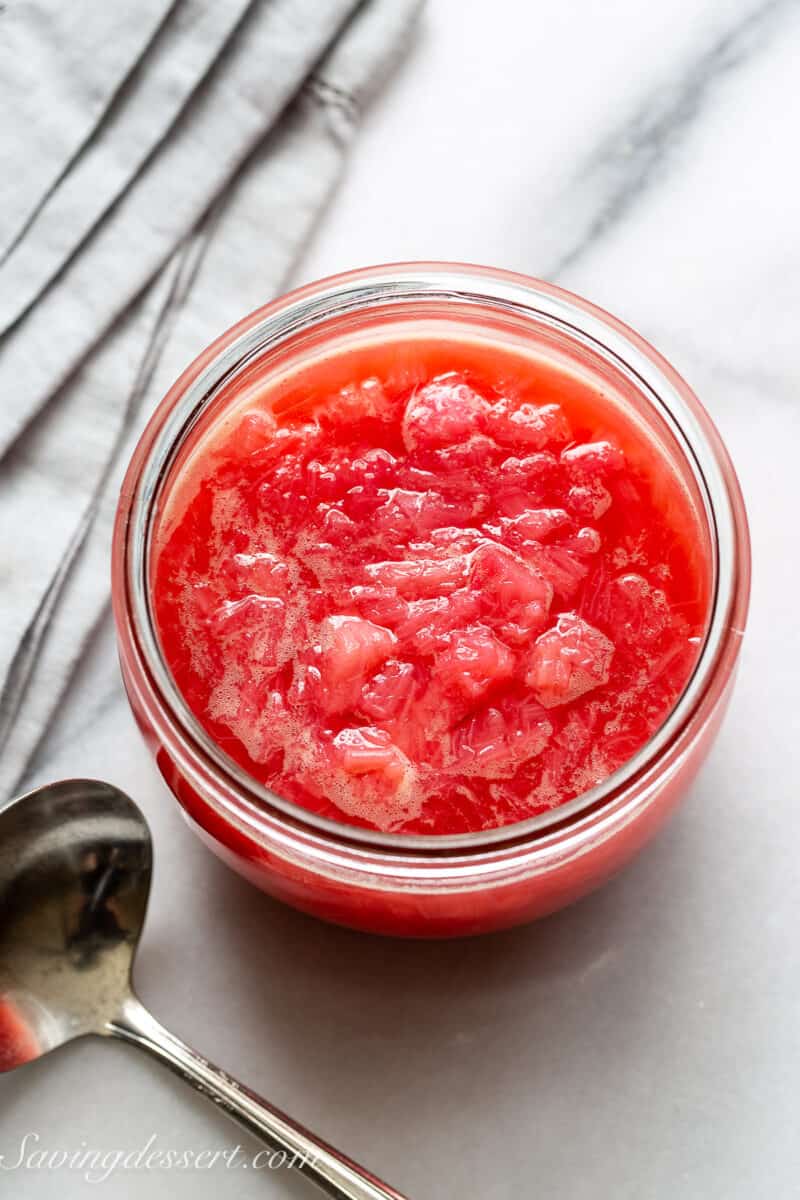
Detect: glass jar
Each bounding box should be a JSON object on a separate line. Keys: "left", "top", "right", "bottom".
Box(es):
{"left": 112, "top": 263, "right": 750, "bottom": 937}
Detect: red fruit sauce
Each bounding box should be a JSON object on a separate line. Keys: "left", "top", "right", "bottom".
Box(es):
{"left": 0, "top": 997, "right": 38, "bottom": 1071}
{"left": 152, "top": 336, "right": 708, "bottom": 836}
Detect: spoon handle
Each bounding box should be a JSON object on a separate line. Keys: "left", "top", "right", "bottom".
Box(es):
{"left": 109, "top": 993, "right": 409, "bottom": 1200}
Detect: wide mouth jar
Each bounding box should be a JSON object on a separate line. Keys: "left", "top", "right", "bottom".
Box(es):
{"left": 112, "top": 263, "right": 750, "bottom": 935}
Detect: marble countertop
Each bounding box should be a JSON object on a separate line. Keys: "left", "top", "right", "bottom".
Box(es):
{"left": 3, "top": 1, "right": 798, "bottom": 1196}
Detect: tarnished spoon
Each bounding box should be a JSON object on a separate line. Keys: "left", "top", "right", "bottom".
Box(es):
{"left": 0, "top": 779, "right": 407, "bottom": 1200}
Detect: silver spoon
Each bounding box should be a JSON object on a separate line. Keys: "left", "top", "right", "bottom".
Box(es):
{"left": 0, "top": 779, "right": 408, "bottom": 1200}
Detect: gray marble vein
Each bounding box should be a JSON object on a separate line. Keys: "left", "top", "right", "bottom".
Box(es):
{"left": 550, "top": 0, "right": 796, "bottom": 277}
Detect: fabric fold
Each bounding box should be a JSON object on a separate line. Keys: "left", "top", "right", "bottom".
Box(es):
{"left": 0, "top": 0, "right": 362, "bottom": 459}
{"left": 0, "top": 0, "right": 424, "bottom": 798}
{"left": 0, "top": 0, "right": 254, "bottom": 335}
{"left": 0, "top": 0, "right": 177, "bottom": 256}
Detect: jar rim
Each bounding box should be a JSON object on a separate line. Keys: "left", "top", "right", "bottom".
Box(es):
{"left": 113, "top": 262, "right": 750, "bottom": 856}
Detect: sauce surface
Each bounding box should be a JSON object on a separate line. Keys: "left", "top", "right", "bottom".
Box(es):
{"left": 153, "top": 337, "right": 707, "bottom": 835}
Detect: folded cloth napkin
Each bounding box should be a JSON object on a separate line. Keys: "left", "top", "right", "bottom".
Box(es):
{"left": 0, "top": 0, "right": 423, "bottom": 798}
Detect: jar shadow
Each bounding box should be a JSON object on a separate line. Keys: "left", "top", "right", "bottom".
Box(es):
{"left": 0, "top": 804, "right": 697, "bottom": 1198}
{"left": 129, "top": 803, "right": 696, "bottom": 1172}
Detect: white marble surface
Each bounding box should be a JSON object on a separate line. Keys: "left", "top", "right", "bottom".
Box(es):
{"left": 3, "top": 1, "right": 799, "bottom": 1196}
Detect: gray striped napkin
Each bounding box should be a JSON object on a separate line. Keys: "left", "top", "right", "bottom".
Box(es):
{"left": 0, "top": 0, "right": 423, "bottom": 797}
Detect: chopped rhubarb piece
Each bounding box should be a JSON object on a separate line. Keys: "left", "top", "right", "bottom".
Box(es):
{"left": 451, "top": 695, "right": 553, "bottom": 777}
{"left": 373, "top": 489, "right": 474, "bottom": 538}
{"left": 332, "top": 726, "right": 407, "bottom": 778}
{"left": 592, "top": 573, "right": 672, "bottom": 649}
{"left": 490, "top": 507, "right": 571, "bottom": 543}
{"left": 561, "top": 526, "right": 602, "bottom": 557}
{"left": 394, "top": 590, "right": 482, "bottom": 656}
{"left": 497, "top": 451, "right": 559, "bottom": 497}
{"left": 365, "top": 556, "right": 468, "bottom": 597}
{"left": 561, "top": 440, "right": 625, "bottom": 479}
{"left": 320, "top": 376, "right": 395, "bottom": 425}
{"left": 359, "top": 660, "right": 418, "bottom": 722}
{"left": 211, "top": 595, "right": 286, "bottom": 666}
{"left": 525, "top": 614, "right": 614, "bottom": 708}
{"left": 225, "top": 551, "right": 290, "bottom": 596}
{"left": 402, "top": 375, "right": 490, "bottom": 450}
{"left": 316, "top": 616, "right": 396, "bottom": 713}
{"left": 567, "top": 480, "right": 612, "bottom": 520}
{"left": 434, "top": 626, "right": 515, "bottom": 701}
{"left": 526, "top": 544, "right": 590, "bottom": 602}
{"left": 488, "top": 399, "right": 570, "bottom": 449}
{"left": 469, "top": 542, "right": 553, "bottom": 641}
{"left": 342, "top": 585, "right": 410, "bottom": 627}
{"left": 230, "top": 408, "right": 276, "bottom": 454}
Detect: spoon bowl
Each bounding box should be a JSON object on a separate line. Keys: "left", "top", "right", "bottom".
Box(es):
{"left": 0, "top": 779, "right": 151, "bottom": 1063}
